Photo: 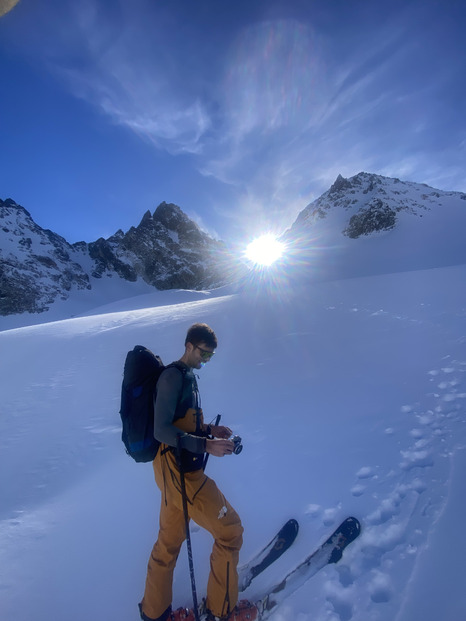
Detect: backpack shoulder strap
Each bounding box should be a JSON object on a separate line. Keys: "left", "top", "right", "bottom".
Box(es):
{"left": 165, "top": 361, "right": 188, "bottom": 377}
{"left": 158, "top": 362, "right": 189, "bottom": 405}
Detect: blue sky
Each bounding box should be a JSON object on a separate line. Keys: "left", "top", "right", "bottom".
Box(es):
{"left": 1, "top": 0, "right": 465, "bottom": 245}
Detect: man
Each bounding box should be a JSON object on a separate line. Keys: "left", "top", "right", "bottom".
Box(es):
{"left": 139, "top": 323, "right": 253, "bottom": 621}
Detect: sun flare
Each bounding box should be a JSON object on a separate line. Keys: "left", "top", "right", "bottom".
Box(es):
{"left": 245, "top": 234, "right": 285, "bottom": 267}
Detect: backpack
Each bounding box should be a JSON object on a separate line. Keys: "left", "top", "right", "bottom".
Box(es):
{"left": 119, "top": 345, "right": 184, "bottom": 463}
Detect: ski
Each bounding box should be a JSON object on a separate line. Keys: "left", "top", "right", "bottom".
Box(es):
{"left": 238, "top": 518, "right": 299, "bottom": 591}
{"left": 256, "top": 516, "right": 361, "bottom": 619}
{"left": 182, "top": 517, "right": 360, "bottom": 620}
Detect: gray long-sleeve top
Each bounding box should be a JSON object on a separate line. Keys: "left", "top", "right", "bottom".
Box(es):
{"left": 153, "top": 364, "right": 206, "bottom": 454}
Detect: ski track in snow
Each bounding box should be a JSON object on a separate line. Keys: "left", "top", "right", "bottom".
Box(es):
{"left": 293, "top": 322, "right": 466, "bottom": 620}
{"left": 260, "top": 287, "right": 466, "bottom": 621}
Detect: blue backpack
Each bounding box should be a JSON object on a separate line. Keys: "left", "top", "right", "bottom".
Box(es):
{"left": 119, "top": 345, "right": 185, "bottom": 463}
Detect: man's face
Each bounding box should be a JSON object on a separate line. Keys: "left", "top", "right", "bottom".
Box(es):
{"left": 188, "top": 341, "right": 216, "bottom": 369}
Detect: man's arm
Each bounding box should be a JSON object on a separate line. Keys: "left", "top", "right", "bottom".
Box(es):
{"left": 153, "top": 367, "right": 206, "bottom": 454}
{"left": 202, "top": 423, "right": 232, "bottom": 439}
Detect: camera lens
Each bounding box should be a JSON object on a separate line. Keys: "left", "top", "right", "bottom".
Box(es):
{"left": 233, "top": 443, "right": 243, "bottom": 455}
{"left": 231, "top": 435, "right": 243, "bottom": 455}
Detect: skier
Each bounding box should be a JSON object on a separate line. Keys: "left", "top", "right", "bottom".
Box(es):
{"left": 139, "top": 323, "right": 255, "bottom": 621}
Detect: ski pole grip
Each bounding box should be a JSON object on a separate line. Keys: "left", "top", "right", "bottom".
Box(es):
{"left": 206, "top": 414, "right": 221, "bottom": 437}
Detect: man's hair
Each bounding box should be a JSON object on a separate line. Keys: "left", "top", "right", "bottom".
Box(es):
{"left": 185, "top": 323, "right": 218, "bottom": 349}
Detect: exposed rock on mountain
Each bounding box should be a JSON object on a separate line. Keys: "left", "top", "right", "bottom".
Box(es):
{"left": 343, "top": 199, "right": 397, "bottom": 238}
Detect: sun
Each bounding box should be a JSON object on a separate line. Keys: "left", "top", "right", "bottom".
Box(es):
{"left": 245, "top": 234, "right": 285, "bottom": 267}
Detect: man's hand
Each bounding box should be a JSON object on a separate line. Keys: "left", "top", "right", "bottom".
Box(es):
{"left": 210, "top": 425, "right": 232, "bottom": 439}
{"left": 206, "top": 438, "right": 235, "bottom": 457}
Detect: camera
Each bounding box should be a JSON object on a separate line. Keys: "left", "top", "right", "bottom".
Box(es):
{"left": 230, "top": 435, "right": 243, "bottom": 455}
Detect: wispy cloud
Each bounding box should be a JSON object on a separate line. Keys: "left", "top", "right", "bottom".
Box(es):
{"left": 59, "top": 61, "right": 211, "bottom": 155}
{"left": 21, "top": 0, "right": 213, "bottom": 154}
{"left": 197, "top": 6, "right": 466, "bottom": 232}
{"left": 7, "top": 0, "right": 464, "bottom": 232}
{"left": 197, "top": 18, "right": 394, "bottom": 232}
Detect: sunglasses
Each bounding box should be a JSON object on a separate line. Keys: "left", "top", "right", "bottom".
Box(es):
{"left": 195, "top": 345, "right": 215, "bottom": 361}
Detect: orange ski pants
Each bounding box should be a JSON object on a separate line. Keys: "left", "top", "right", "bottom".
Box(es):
{"left": 140, "top": 448, "right": 243, "bottom": 620}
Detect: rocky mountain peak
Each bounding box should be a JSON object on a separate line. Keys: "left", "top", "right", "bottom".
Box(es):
{"left": 2, "top": 197, "right": 21, "bottom": 209}
{"left": 0, "top": 197, "right": 231, "bottom": 317}
{"left": 284, "top": 172, "right": 466, "bottom": 281}
{"left": 152, "top": 201, "right": 205, "bottom": 243}
{"left": 153, "top": 201, "right": 184, "bottom": 226}
{"left": 327, "top": 172, "right": 390, "bottom": 198}
{"left": 1, "top": 197, "right": 32, "bottom": 224}
{"left": 328, "top": 174, "right": 353, "bottom": 195}
{"left": 139, "top": 210, "right": 152, "bottom": 225}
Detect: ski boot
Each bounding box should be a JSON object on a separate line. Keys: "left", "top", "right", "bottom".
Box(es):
{"left": 139, "top": 603, "right": 196, "bottom": 621}
{"left": 171, "top": 608, "right": 197, "bottom": 621}
{"left": 206, "top": 600, "right": 258, "bottom": 621}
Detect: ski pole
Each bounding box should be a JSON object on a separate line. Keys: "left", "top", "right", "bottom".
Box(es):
{"left": 177, "top": 435, "right": 201, "bottom": 621}
{"left": 203, "top": 413, "right": 221, "bottom": 471}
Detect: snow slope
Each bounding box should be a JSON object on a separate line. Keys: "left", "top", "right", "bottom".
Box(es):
{"left": 1, "top": 264, "right": 465, "bottom": 621}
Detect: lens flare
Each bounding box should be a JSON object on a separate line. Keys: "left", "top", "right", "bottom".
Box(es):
{"left": 245, "top": 234, "right": 285, "bottom": 266}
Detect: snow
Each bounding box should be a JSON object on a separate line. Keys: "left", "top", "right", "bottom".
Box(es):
{"left": 1, "top": 262, "right": 466, "bottom": 621}
{"left": 167, "top": 229, "right": 180, "bottom": 245}
{"left": 0, "top": 276, "right": 220, "bottom": 332}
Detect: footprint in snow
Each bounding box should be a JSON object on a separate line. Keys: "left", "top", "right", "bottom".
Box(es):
{"left": 356, "top": 466, "right": 376, "bottom": 479}
{"left": 350, "top": 484, "right": 366, "bottom": 497}
{"left": 322, "top": 505, "right": 341, "bottom": 527}
{"left": 350, "top": 466, "right": 377, "bottom": 496}
{"left": 368, "top": 570, "right": 393, "bottom": 603}
{"left": 304, "top": 503, "right": 322, "bottom": 519}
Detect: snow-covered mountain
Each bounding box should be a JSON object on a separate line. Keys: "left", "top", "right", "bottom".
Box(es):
{"left": 0, "top": 198, "right": 92, "bottom": 315}
{"left": 0, "top": 199, "right": 231, "bottom": 316}
{"left": 283, "top": 172, "right": 466, "bottom": 281}
{"left": 2, "top": 172, "right": 466, "bottom": 319}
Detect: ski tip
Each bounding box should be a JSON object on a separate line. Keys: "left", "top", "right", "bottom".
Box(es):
{"left": 327, "top": 517, "right": 361, "bottom": 564}
{"left": 278, "top": 519, "right": 299, "bottom": 540}
{"left": 335, "top": 516, "right": 361, "bottom": 549}
{"left": 345, "top": 516, "right": 361, "bottom": 536}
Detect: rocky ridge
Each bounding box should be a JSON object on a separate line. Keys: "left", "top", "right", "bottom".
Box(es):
{"left": 2, "top": 172, "right": 466, "bottom": 317}
{"left": 0, "top": 199, "right": 229, "bottom": 316}
{"left": 291, "top": 171, "right": 466, "bottom": 237}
